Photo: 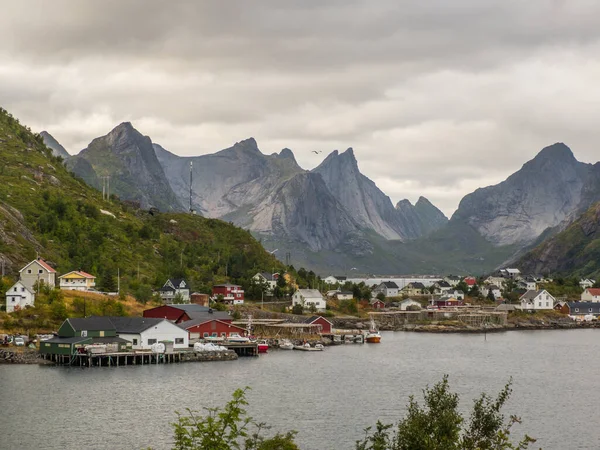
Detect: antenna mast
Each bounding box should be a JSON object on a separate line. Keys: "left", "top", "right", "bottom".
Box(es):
{"left": 189, "top": 161, "right": 193, "bottom": 213}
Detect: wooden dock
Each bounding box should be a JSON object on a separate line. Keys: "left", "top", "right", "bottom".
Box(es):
{"left": 41, "top": 349, "right": 237, "bottom": 366}
{"left": 221, "top": 342, "right": 259, "bottom": 357}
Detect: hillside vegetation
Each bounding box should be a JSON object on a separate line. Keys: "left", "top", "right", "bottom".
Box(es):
{"left": 0, "top": 107, "right": 284, "bottom": 306}
{"left": 517, "top": 202, "right": 600, "bottom": 278}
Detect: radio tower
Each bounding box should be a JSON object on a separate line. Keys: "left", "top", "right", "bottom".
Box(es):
{"left": 189, "top": 161, "right": 193, "bottom": 213}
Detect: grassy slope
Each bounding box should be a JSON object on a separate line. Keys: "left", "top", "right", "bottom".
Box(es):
{"left": 517, "top": 202, "right": 600, "bottom": 278}
{"left": 0, "top": 108, "right": 283, "bottom": 296}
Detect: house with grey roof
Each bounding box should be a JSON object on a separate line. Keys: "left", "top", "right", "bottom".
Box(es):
{"left": 519, "top": 289, "right": 554, "bottom": 311}
{"left": 159, "top": 278, "right": 190, "bottom": 303}
{"left": 568, "top": 302, "right": 600, "bottom": 320}
{"left": 292, "top": 289, "right": 326, "bottom": 312}
{"left": 373, "top": 281, "right": 400, "bottom": 298}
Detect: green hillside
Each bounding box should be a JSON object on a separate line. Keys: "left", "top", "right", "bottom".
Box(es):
{"left": 0, "top": 107, "right": 283, "bottom": 300}
{"left": 517, "top": 202, "right": 600, "bottom": 278}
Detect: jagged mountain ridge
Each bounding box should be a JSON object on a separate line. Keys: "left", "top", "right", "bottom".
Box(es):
{"left": 312, "top": 148, "right": 447, "bottom": 240}
{"left": 452, "top": 143, "right": 600, "bottom": 247}
{"left": 71, "top": 123, "right": 182, "bottom": 211}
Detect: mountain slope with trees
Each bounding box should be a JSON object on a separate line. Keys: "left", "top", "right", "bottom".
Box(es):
{"left": 0, "top": 107, "right": 284, "bottom": 304}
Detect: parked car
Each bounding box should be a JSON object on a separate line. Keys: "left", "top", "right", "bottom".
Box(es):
{"left": 14, "top": 337, "right": 25, "bottom": 346}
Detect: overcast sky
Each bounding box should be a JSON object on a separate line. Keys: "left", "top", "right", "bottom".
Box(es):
{"left": 2, "top": 1, "right": 600, "bottom": 216}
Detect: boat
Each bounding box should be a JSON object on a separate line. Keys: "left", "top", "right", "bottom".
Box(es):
{"left": 257, "top": 340, "right": 269, "bottom": 353}
{"left": 365, "top": 316, "right": 382, "bottom": 343}
{"left": 314, "top": 343, "right": 324, "bottom": 350}
{"left": 293, "top": 343, "right": 323, "bottom": 351}
{"left": 204, "top": 335, "right": 225, "bottom": 343}
{"left": 279, "top": 340, "right": 294, "bottom": 350}
{"left": 227, "top": 333, "right": 251, "bottom": 343}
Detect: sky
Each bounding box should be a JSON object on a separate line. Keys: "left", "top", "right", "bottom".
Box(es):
{"left": 2, "top": 1, "right": 600, "bottom": 217}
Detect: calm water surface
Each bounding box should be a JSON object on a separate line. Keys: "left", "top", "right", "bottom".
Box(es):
{"left": 2, "top": 330, "right": 600, "bottom": 450}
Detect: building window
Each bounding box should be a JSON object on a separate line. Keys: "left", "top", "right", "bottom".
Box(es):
{"left": 148, "top": 339, "right": 157, "bottom": 345}
{"left": 546, "top": 302, "right": 549, "bottom": 307}
{"left": 212, "top": 332, "right": 218, "bottom": 337}
{"left": 21, "top": 287, "right": 25, "bottom": 292}
{"left": 175, "top": 338, "right": 184, "bottom": 344}
{"left": 538, "top": 302, "right": 541, "bottom": 306}
{"left": 221, "top": 333, "right": 226, "bottom": 337}
{"left": 27, "top": 270, "right": 32, "bottom": 274}
{"left": 13, "top": 287, "right": 17, "bottom": 292}
{"left": 589, "top": 309, "right": 593, "bottom": 313}
{"left": 39, "top": 269, "right": 43, "bottom": 274}
{"left": 203, "top": 332, "right": 209, "bottom": 337}
{"left": 132, "top": 339, "right": 138, "bottom": 345}
{"left": 575, "top": 308, "right": 579, "bottom": 312}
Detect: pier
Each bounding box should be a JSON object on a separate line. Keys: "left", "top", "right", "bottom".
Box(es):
{"left": 41, "top": 349, "right": 237, "bottom": 366}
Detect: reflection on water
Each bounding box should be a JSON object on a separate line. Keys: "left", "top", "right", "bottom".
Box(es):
{"left": 2, "top": 330, "right": 600, "bottom": 449}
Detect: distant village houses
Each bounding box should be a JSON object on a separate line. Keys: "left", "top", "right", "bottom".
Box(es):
{"left": 373, "top": 281, "right": 399, "bottom": 298}
{"left": 401, "top": 282, "right": 426, "bottom": 297}
{"left": 581, "top": 288, "right": 600, "bottom": 302}
{"left": 520, "top": 289, "right": 555, "bottom": 311}
{"left": 252, "top": 272, "right": 279, "bottom": 295}
{"left": 579, "top": 279, "right": 596, "bottom": 289}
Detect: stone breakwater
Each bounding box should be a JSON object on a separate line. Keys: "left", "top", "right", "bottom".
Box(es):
{"left": 0, "top": 349, "right": 52, "bottom": 364}
{"left": 180, "top": 350, "right": 238, "bottom": 362}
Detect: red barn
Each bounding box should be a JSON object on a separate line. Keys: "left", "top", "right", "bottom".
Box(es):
{"left": 212, "top": 284, "right": 245, "bottom": 304}
{"left": 179, "top": 318, "right": 247, "bottom": 340}
{"left": 304, "top": 316, "right": 334, "bottom": 334}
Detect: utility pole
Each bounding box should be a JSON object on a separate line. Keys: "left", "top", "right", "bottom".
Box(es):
{"left": 189, "top": 161, "right": 193, "bottom": 213}
{"left": 117, "top": 267, "right": 120, "bottom": 294}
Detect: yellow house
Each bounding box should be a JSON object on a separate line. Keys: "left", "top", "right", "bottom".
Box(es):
{"left": 58, "top": 271, "right": 97, "bottom": 292}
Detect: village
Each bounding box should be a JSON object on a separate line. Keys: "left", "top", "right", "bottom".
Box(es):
{"left": 2, "top": 258, "right": 600, "bottom": 366}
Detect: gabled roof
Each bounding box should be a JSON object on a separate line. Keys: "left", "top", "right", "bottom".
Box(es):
{"left": 168, "top": 304, "right": 212, "bottom": 313}
{"left": 304, "top": 315, "right": 333, "bottom": 325}
{"left": 165, "top": 278, "right": 188, "bottom": 289}
{"left": 334, "top": 276, "right": 347, "bottom": 281}
{"left": 337, "top": 291, "right": 353, "bottom": 295}
{"left": 107, "top": 317, "right": 164, "bottom": 334}
{"left": 436, "top": 281, "right": 451, "bottom": 288}
{"left": 6, "top": 281, "right": 35, "bottom": 295}
{"left": 67, "top": 317, "right": 115, "bottom": 331}
{"left": 370, "top": 298, "right": 385, "bottom": 305}
{"left": 585, "top": 288, "right": 600, "bottom": 296}
{"left": 464, "top": 277, "right": 476, "bottom": 286}
{"left": 59, "top": 270, "right": 96, "bottom": 279}
{"left": 295, "top": 289, "right": 323, "bottom": 298}
{"left": 214, "top": 283, "right": 242, "bottom": 288}
{"left": 20, "top": 258, "right": 56, "bottom": 273}
{"left": 406, "top": 282, "right": 425, "bottom": 289}
{"left": 43, "top": 336, "right": 90, "bottom": 344}
{"left": 382, "top": 281, "right": 399, "bottom": 289}
{"left": 519, "top": 289, "right": 548, "bottom": 300}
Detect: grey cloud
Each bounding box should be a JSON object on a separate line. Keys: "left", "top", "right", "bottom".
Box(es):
{"left": 1, "top": 1, "right": 600, "bottom": 216}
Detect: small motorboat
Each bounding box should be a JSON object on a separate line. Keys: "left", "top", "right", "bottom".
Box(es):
{"left": 257, "top": 340, "right": 269, "bottom": 353}
{"left": 314, "top": 343, "right": 324, "bottom": 350}
{"left": 227, "top": 333, "right": 251, "bottom": 343}
{"left": 279, "top": 340, "right": 294, "bottom": 350}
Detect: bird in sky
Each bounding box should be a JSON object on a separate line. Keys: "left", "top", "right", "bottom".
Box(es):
{"left": 312, "top": 150, "right": 322, "bottom": 154}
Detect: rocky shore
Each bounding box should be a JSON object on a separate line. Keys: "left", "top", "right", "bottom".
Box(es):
{"left": 0, "top": 349, "right": 53, "bottom": 364}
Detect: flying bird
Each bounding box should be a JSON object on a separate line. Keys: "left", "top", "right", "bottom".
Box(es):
{"left": 312, "top": 150, "right": 322, "bottom": 154}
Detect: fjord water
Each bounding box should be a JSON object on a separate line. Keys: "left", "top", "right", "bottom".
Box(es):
{"left": 2, "top": 330, "right": 599, "bottom": 450}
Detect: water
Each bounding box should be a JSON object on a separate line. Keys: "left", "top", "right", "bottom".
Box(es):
{"left": 2, "top": 330, "right": 600, "bottom": 450}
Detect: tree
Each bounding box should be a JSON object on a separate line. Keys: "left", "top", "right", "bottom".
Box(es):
{"left": 376, "top": 292, "right": 386, "bottom": 301}
{"left": 291, "top": 303, "right": 303, "bottom": 315}
{"left": 172, "top": 292, "right": 186, "bottom": 304}
{"left": 486, "top": 289, "right": 496, "bottom": 302}
{"left": 355, "top": 376, "right": 535, "bottom": 450}
{"left": 469, "top": 284, "right": 481, "bottom": 299}
{"left": 456, "top": 281, "right": 469, "bottom": 295}
{"left": 134, "top": 285, "right": 153, "bottom": 304}
{"left": 171, "top": 387, "right": 298, "bottom": 450}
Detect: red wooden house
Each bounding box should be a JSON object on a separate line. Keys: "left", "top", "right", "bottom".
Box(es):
{"left": 370, "top": 299, "right": 386, "bottom": 310}
{"left": 303, "top": 316, "right": 334, "bottom": 334}
{"left": 431, "top": 297, "right": 464, "bottom": 308}
{"left": 212, "top": 283, "right": 245, "bottom": 304}
{"left": 179, "top": 318, "right": 247, "bottom": 340}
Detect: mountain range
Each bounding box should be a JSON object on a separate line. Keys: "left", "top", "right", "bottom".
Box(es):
{"left": 42, "top": 125, "right": 600, "bottom": 276}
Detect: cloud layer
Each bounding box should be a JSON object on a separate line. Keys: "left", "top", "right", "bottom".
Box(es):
{"left": 2, "top": 1, "right": 600, "bottom": 216}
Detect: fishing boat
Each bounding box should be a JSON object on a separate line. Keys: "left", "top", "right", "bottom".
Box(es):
{"left": 365, "top": 316, "right": 381, "bottom": 343}
{"left": 257, "top": 340, "right": 269, "bottom": 353}
{"left": 293, "top": 343, "right": 323, "bottom": 351}
{"left": 279, "top": 339, "right": 294, "bottom": 350}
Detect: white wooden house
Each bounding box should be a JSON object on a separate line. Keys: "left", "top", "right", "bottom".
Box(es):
{"left": 579, "top": 279, "right": 596, "bottom": 289}
{"left": 481, "top": 285, "right": 502, "bottom": 300}
{"left": 373, "top": 281, "right": 400, "bottom": 298}
{"left": 110, "top": 317, "right": 189, "bottom": 350}
{"left": 520, "top": 290, "right": 554, "bottom": 311}
{"left": 292, "top": 289, "right": 326, "bottom": 312}
{"left": 158, "top": 278, "right": 190, "bottom": 303}
{"left": 581, "top": 288, "right": 600, "bottom": 302}
{"left": 252, "top": 272, "right": 278, "bottom": 294}
{"left": 5, "top": 281, "right": 35, "bottom": 313}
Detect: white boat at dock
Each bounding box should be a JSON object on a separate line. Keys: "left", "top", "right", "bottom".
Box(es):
{"left": 294, "top": 343, "right": 323, "bottom": 351}
{"left": 279, "top": 339, "right": 294, "bottom": 350}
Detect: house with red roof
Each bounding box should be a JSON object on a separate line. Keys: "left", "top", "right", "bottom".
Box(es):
{"left": 58, "top": 270, "right": 97, "bottom": 291}
{"left": 581, "top": 288, "right": 600, "bottom": 302}
{"left": 464, "top": 276, "right": 477, "bottom": 287}
{"left": 19, "top": 258, "right": 56, "bottom": 289}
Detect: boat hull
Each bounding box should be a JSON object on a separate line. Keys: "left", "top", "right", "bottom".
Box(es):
{"left": 365, "top": 335, "right": 381, "bottom": 343}
{"left": 257, "top": 344, "right": 269, "bottom": 353}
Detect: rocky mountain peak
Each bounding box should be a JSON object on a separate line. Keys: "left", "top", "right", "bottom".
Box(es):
{"left": 40, "top": 131, "right": 70, "bottom": 159}
{"left": 278, "top": 147, "right": 296, "bottom": 161}
{"left": 395, "top": 199, "right": 413, "bottom": 209}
